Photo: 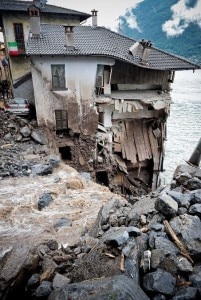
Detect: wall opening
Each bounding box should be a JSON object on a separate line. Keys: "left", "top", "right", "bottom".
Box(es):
{"left": 96, "top": 171, "right": 109, "bottom": 186}
{"left": 59, "top": 146, "right": 72, "bottom": 160}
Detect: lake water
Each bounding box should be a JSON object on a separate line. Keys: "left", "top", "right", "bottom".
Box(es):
{"left": 162, "top": 69, "right": 201, "bottom": 183}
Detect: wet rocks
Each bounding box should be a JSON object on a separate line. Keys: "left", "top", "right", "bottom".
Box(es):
{"left": 49, "top": 275, "right": 149, "bottom": 300}
{"left": 38, "top": 192, "right": 53, "bottom": 210}
{"left": 1, "top": 163, "right": 201, "bottom": 300}
{"left": 0, "top": 111, "right": 60, "bottom": 179}
{"left": 143, "top": 269, "right": 176, "bottom": 296}
{"left": 155, "top": 192, "right": 178, "bottom": 217}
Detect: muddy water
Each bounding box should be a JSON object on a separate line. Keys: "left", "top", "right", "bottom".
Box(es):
{"left": 162, "top": 69, "right": 201, "bottom": 183}
{"left": 0, "top": 163, "right": 119, "bottom": 251}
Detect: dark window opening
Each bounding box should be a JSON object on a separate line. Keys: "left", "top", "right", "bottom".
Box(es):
{"left": 13, "top": 23, "right": 25, "bottom": 53}
{"left": 147, "top": 105, "right": 154, "bottom": 110}
{"left": 51, "top": 64, "right": 66, "bottom": 90}
{"left": 59, "top": 146, "right": 72, "bottom": 160}
{"left": 96, "top": 171, "right": 109, "bottom": 186}
{"left": 111, "top": 83, "right": 118, "bottom": 91}
{"left": 55, "top": 110, "right": 68, "bottom": 134}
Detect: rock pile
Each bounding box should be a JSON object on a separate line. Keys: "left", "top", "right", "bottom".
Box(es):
{"left": 0, "top": 111, "right": 60, "bottom": 178}
{"left": 0, "top": 163, "right": 201, "bottom": 299}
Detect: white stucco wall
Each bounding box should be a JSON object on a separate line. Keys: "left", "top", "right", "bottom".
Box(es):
{"left": 31, "top": 55, "right": 115, "bottom": 127}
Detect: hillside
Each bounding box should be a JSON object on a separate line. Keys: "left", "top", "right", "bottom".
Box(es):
{"left": 120, "top": 0, "right": 201, "bottom": 64}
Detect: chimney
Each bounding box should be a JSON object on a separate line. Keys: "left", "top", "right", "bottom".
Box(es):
{"left": 64, "top": 26, "right": 74, "bottom": 50}
{"left": 140, "top": 39, "right": 152, "bottom": 62}
{"left": 28, "top": 4, "right": 41, "bottom": 37}
{"left": 91, "top": 9, "right": 98, "bottom": 27}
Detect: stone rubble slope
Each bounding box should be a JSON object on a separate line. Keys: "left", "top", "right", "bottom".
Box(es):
{"left": 1, "top": 111, "right": 201, "bottom": 299}
{"left": 0, "top": 162, "right": 201, "bottom": 299}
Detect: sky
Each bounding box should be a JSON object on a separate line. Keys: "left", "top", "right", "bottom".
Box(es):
{"left": 47, "top": 0, "right": 143, "bottom": 31}
{"left": 47, "top": 0, "right": 201, "bottom": 36}
{"left": 0, "top": 0, "right": 200, "bottom": 41}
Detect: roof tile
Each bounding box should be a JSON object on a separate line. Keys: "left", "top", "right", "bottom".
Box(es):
{"left": 26, "top": 25, "right": 200, "bottom": 71}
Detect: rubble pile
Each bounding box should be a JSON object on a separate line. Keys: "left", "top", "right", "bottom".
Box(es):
{"left": 0, "top": 111, "right": 59, "bottom": 178}
{"left": 0, "top": 163, "right": 201, "bottom": 299}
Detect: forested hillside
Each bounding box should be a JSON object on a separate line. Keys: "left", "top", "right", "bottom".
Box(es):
{"left": 120, "top": 0, "right": 201, "bottom": 63}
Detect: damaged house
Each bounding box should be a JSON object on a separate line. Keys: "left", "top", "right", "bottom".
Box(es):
{"left": 26, "top": 10, "right": 200, "bottom": 196}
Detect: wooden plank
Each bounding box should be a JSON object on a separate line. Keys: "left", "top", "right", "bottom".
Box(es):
{"left": 114, "top": 99, "right": 119, "bottom": 111}
{"left": 123, "top": 102, "right": 127, "bottom": 113}
{"left": 133, "top": 120, "right": 148, "bottom": 162}
{"left": 148, "top": 126, "right": 160, "bottom": 170}
{"left": 125, "top": 121, "right": 137, "bottom": 164}
{"left": 142, "top": 121, "right": 152, "bottom": 159}
{"left": 120, "top": 122, "right": 127, "bottom": 159}
{"left": 121, "top": 121, "right": 130, "bottom": 160}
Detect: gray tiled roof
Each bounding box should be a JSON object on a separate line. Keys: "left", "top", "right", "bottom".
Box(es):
{"left": 0, "top": 1, "right": 90, "bottom": 21}
{"left": 27, "top": 24, "right": 200, "bottom": 71}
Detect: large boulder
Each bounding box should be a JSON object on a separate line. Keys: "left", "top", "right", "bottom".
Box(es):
{"left": 170, "top": 214, "right": 201, "bottom": 257}
{"left": 143, "top": 269, "right": 176, "bottom": 296}
{"left": 155, "top": 193, "right": 178, "bottom": 217}
{"left": 48, "top": 275, "right": 149, "bottom": 300}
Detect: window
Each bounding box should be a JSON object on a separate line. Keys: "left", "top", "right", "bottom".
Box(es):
{"left": 51, "top": 65, "right": 66, "bottom": 89}
{"left": 13, "top": 23, "right": 25, "bottom": 53}
{"left": 55, "top": 110, "right": 68, "bottom": 132}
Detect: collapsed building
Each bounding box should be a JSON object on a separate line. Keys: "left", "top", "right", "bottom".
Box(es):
{"left": 26, "top": 7, "right": 200, "bottom": 196}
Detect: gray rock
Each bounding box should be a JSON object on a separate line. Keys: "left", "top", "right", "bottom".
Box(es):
{"left": 152, "top": 295, "right": 166, "bottom": 300}
{"left": 31, "top": 163, "right": 53, "bottom": 176}
{"left": 190, "top": 189, "right": 201, "bottom": 204}
{"left": 189, "top": 271, "right": 201, "bottom": 288}
{"left": 173, "top": 164, "right": 196, "bottom": 179}
{"left": 195, "top": 169, "right": 201, "bottom": 179}
{"left": 170, "top": 214, "right": 201, "bottom": 256}
{"left": 48, "top": 275, "right": 149, "bottom": 300}
{"left": 176, "top": 256, "right": 193, "bottom": 272}
{"left": 122, "top": 238, "right": 136, "bottom": 257}
{"left": 189, "top": 204, "right": 201, "bottom": 217}
{"left": 48, "top": 155, "right": 60, "bottom": 168}
{"left": 155, "top": 193, "right": 178, "bottom": 217}
{"left": 187, "top": 177, "right": 201, "bottom": 190}
{"left": 52, "top": 273, "right": 70, "bottom": 289}
{"left": 38, "top": 192, "right": 53, "bottom": 210}
{"left": 27, "top": 273, "right": 40, "bottom": 288}
{"left": 124, "top": 257, "right": 139, "bottom": 282}
{"left": 148, "top": 231, "right": 167, "bottom": 249}
{"left": 35, "top": 281, "right": 52, "bottom": 298}
{"left": 54, "top": 218, "right": 72, "bottom": 230}
{"left": 175, "top": 172, "right": 192, "bottom": 184}
{"left": 126, "top": 226, "right": 141, "bottom": 237}
{"left": 20, "top": 125, "right": 31, "bottom": 137}
{"left": 31, "top": 129, "right": 46, "bottom": 145}
{"left": 103, "top": 227, "right": 129, "bottom": 247}
{"left": 167, "top": 190, "right": 190, "bottom": 208}
{"left": 150, "top": 223, "right": 164, "bottom": 231}
{"left": 0, "top": 245, "right": 38, "bottom": 297}
{"left": 15, "top": 133, "right": 23, "bottom": 142}
{"left": 143, "top": 269, "right": 176, "bottom": 295}
{"left": 172, "top": 287, "right": 198, "bottom": 300}
{"left": 128, "top": 208, "right": 140, "bottom": 226}
{"left": 177, "top": 207, "right": 188, "bottom": 215}
{"left": 154, "top": 237, "right": 179, "bottom": 255}
{"left": 4, "top": 132, "right": 13, "bottom": 141}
